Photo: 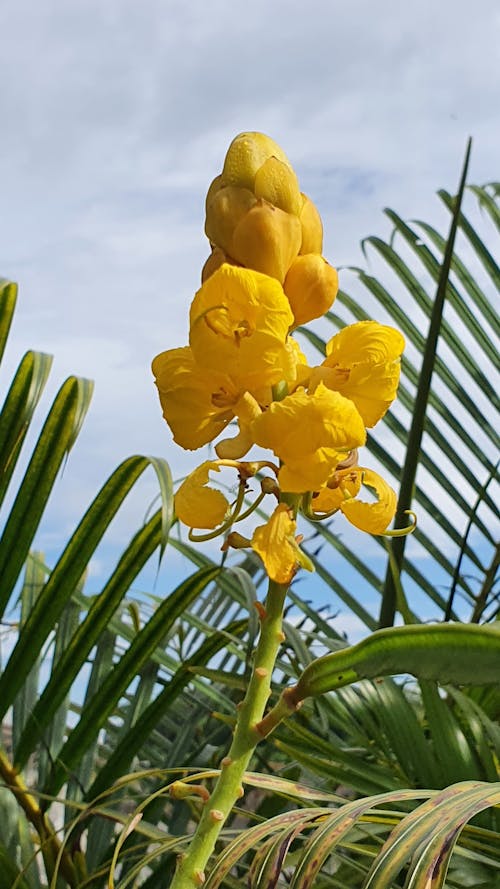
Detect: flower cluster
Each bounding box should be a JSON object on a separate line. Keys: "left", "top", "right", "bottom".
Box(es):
{"left": 153, "top": 132, "right": 406, "bottom": 584}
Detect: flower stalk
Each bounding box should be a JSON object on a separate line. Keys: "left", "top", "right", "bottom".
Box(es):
{"left": 170, "top": 576, "right": 289, "bottom": 889}
{"left": 152, "top": 131, "right": 411, "bottom": 885}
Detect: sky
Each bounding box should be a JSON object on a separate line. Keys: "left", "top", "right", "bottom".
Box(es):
{"left": 0, "top": 0, "right": 498, "bottom": 631}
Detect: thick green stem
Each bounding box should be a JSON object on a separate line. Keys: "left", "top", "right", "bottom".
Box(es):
{"left": 170, "top": 578, "right": 288, "bottom": 889}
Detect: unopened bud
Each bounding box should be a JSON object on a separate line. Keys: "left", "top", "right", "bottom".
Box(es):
{"left": 232, "top": 201, "right": 301, "bottom": 283}
{"left": 224, "top": 531, "right": 251, "bottom": 550}
{"left": 201, "top": 247, "right": 238, "bottom": 282}
{"left": 254, "top": 156, "right": 302, "bottom": 216}
{"left": 284, "top": 254, "right": 338, "bottom": 326}
{"left": 299, "top": 193, "right": 323, "bottom": 255}
{"left": 205, "top": 185, "right": 257, "bottom": 257}
{"left": 222, "top": 132, "right": 291, "bottom": 190}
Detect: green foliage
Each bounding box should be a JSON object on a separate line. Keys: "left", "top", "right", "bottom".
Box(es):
{"left": 0, "top": 177, "right": 498, "bottom": 888}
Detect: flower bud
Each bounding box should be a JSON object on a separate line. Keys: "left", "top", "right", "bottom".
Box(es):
{"left": 299, "top": 193, "right": 323, "bottom": 254}
{"left": 232, "top": 200, "right": 302, "bottom": 283}
{"left": 284, "top": 254, "right": 338, "bottom": 326}
{"left": 205, "top": 185, "right": 257, "bottom": 255}
{"left": 201, "top": 247, "right": 239, "bottom": 282}
{"left": 222, "top": 131, "right": 291, "bottom": 190}
{"left": 254, "top": 157, "right": 302, "bottom": 216}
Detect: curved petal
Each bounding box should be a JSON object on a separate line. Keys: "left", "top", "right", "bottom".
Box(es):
{"left": 311, "top": 472, "right": 362, "bottom": 514}
{"left": 340, "top": 467, "right": 397, "bottom": 534}
{"left": 216, "top": 392, "right": 262, "bottom": 459}
{"left": 175, "top": 461, "right": 229, "bottom": 530}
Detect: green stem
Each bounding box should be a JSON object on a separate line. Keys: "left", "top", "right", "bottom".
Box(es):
{"left": 170, "top": 577, "right": 288, "bottom": 889}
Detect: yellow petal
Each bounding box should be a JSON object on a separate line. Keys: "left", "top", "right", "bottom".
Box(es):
{"left": 189, "top": 264, "right": 295, "bottom": 391}
{"left": 152, "top": 347, "right": 236, "bottom": 449}
{"left": 311, "top": 472, "right": 362, "bottom": 513}
{"left": 252, "top": 383, "right": 366, "bottom": 493}
{"left": 251, "top": 504, "right": 313, "bottom": 584}
{"left": 215, "top": 392, "right": 262, "bottom": 460}
{"left": 310, "top": 320, "right": 405, "bottom": 427}
{"left": 339, "top": 468, "right": 397, "bottom": 534}
{"left": 175, "top": 461, "right": 229, "bottom": 530}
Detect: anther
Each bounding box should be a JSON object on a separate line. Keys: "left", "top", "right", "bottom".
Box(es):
{"left": 255, "top": 667, "right": 268, "bottom": 679}
{"left": 194, "top": 870, "right": 206, "bottom": 885}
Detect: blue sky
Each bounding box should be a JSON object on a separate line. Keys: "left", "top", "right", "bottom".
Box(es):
{"left": 0, "top": 0, "right": 498, "bottom": 634}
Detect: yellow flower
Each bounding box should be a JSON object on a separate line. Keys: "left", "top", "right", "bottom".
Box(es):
{"left": 252, "top": 383, "right": 366, "bottom": 493}
{"left": 175, "top": 461, "right": 229, "bottom": 530}
{"left": 251, "top": 504, "right": 314, "bottom": 584}
{"left": 312, "top": 467, "right": 397, "bottom": 535}
{"left": 152, "top": 347, "right": 237, "bottom": 449}
{"left": 309, "top": 320, "right": 405, "bottom": 427}
{"left": 189, "top": 264, "right": 295, "bottom": 391}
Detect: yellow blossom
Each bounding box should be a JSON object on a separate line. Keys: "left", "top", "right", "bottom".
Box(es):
{"left": 251, "top": 504, "right": 314, "bottom": 584}
{"left": 152, "top": 347, "right": 236, "bottom": 449}
{"left": 309, "top": 320, "right": 405, "bottom": 427}
{"left": 189, "top": 264, "right": 295, "bottom": 392}
{"left": 252, "top": 383, "right": 366, "bottom": 493}
{"left": 175, "top": 461, "right": 229, "bottom": 530}
{"left": 312, "top": 467, "right": 397, "bottom": 535}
